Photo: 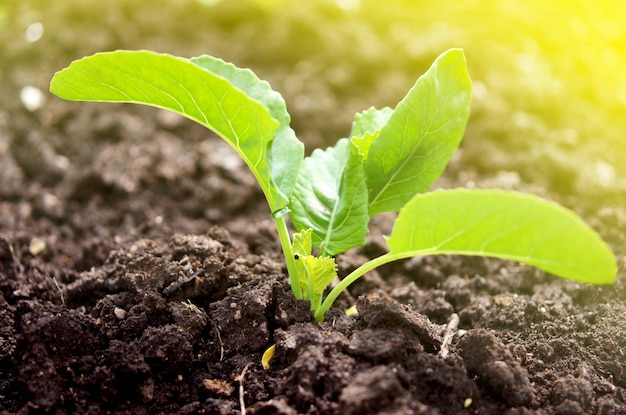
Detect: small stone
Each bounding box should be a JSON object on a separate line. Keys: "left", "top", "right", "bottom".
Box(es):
{"left": 113, "top": 307, "right": 127, "bottom": 320}
{"left": 28, "top": 237, "right": 46, "bottom": 256}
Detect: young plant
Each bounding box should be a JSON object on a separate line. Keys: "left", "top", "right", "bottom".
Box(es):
{"left": 50, "top": 49, "right": 617, "bottom": 321}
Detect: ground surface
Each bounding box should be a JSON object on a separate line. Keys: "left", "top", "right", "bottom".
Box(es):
{"left": 2, "top": 1, "right": 626, "bottom": 414}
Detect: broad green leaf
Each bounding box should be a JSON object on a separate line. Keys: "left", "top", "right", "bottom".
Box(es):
{"left": 289, "top": 139, "right": 369, "bottom": 256}
{"left": 350, "top": 106, "right": 393, "bottom": 139}
{"left": 50, "top": 50, "right": 283, "bottom": 209}
{"left": 386, "top": 189, "right": 617, "bottom": 285}
{"left": 366, "top": 49, "right": 472, "bottom": 216}
{"left": 190, "top": 55, "right": 303, "bottom": 210}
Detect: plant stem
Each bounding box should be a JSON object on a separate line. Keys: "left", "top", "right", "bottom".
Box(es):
{"left": 314, "top": 252, "right": 395, "bottom": 321}
{"left": 275, "top": 217, "right": 302, "bottom": 299}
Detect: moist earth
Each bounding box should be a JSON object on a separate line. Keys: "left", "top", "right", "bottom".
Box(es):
{"left": 2, "top": 1, "right": 626, "bottom": 414}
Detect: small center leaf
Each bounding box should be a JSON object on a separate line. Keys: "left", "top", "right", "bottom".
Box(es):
{"left": 289, "top": 139, "right": 369, "bottom": 256}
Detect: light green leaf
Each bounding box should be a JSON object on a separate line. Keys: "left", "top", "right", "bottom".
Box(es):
{"left": 50, "top": 50, "right": 285, "bottom": 210}
{"left": 297, "top": 255, "right": 337, "bottom": 296}
{"left": 350, "top": 106, "right": 393, "bottom": 139}
{"left": 386, "top": 188, "right": 617, "bottom": 285}
{"left": 351, "top": 131, "right": 378, "bottom": 162}
{"left": 190, "top": 55, "right": 303, "bottom": 210}
{"left": 292, "top": 228, "right": 313, "bottom": 257}
{"left": 296, "top": 253, "right": 337, "bottom": 311}
{"left": 292, "top": 228, "right": 337, "bottom": 305}
{"left": 350, "top": 107, "right": 393, "bottom": 161}
{"left": 366, "top": 49, "right": 472, "bottom": 216}
{"left": 289, "top": 139, "right": 369, "bottom": 256}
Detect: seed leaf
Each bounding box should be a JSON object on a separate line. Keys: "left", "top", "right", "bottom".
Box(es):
{"left": 366, "top": 48, "right": 472, "bottom": 215}
{"left": 289, "top": 139, "right": 369, "bottom": 256}
{"left": 50, "top": 50, "right": 290, "bottom": 210}
{"left": 386, "top": 189, "right": 617, "bottom": 284}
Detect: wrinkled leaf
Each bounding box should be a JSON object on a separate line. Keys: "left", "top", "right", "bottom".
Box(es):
{"left": 351, "top": 131, "right": 378, "bottom": 162}
{"left": 289, "top": 139, "right": 369, "bottom": 256}
{"left": 296, "top": 255, "right": 337, "bottom": 296}
{"left": 292, "top": 229, "right": 337, "bottom": 310}
{"left": 297, "top": 253, "right": 337, "bottom": 312}
{"left": 292, "top": 228, "right": 313, "bottom": 258}
{"left": 366, "top": 49, "right": 472, "bottom": 215}
{"left": 350, "top": 107, "right": 393, "bottom": 161}
{"left": 350, "top": 106, "right": 393, "bottom": 139}
{"left": 292, "top": 230, "right": 337, "bottom": 308}
{"left": 386, "top": 188, "right": 617, "bottom": 284}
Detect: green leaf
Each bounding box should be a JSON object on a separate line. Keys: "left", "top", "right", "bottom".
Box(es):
{"left": 296, "top": 253, "right": 338, "bottom": 312}
{"left": 386, "top": 188, "right": 617, "bottom": 285}
{"left": 50, "top": 50, "right": 286, "bottom": 210}
{"left": 366, "top": 49, "right": 472, "bottom": 216}
{"left": 292, "top": 228, "right": 313, "bottom": 257}
{"left": 292, "top": 229, "right": 337, "bottom": 308}
{"left": 297, "top": 255, "right": 338, "bottom": 296}
{"left": 190, "top": 55, "right": 303, "bottom": 210}
{"left": 350, "top": 106, "right": 393, "bottom": 139}
{"left": 289, "top": 139, "right": 369, "bottom": 256}
{"left": 351, "top": 131, "right": 378, "bottom": 162}
{"left": 350, "top": 107, "right": 393, "bottom": 162}
{"left": 291, "top": 228, "right": 338, "bottom": 309}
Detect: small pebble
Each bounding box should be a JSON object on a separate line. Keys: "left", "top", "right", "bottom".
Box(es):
{"left": 114, "top": 307, "right": 127, "bottom": 320}
{"left": 28, "top": 237, "right": 46, "bottom": 256}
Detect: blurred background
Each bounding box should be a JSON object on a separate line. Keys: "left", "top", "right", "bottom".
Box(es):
{"left": 2, "top": 0, "right": 625, "bottom": 202}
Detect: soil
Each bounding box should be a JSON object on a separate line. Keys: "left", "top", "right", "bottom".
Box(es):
{"left": 2, "top": 1, "right": 626, "bottom": 414}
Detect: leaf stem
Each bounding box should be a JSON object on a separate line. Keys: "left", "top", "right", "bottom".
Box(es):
{"left": 274, "top": 216, "right": 302, "bottom": 299}
{"left": 314, "top": 252, "right": 396, "bottom": 321}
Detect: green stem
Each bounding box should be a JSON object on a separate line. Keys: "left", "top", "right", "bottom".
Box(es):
{"left": 274, "top": 217, "right": 302, "bottom": 299}
{"left": 310, "top": 293, "right": 322, "bottom": 313}
{"left": 314, "top": 252, "right": 395, "bottom": 321}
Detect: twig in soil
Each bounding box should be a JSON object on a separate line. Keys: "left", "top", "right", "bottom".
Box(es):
{"left": 209, "top": 320, "right": 225, "bottom": 362}
{"left": 238, "top": 364, "right": 250, "bottom": 415}
{"left": 52, "top": 277, "right": 66, "bottom": 306}
{"left": 438, "top": 313, "right": 459, "bottom": 359}
{"left": 8, "top": 242, "right": 25, "bottom": 278}
{"left": 162, "top": 268, "right": 204, "bottom": 296}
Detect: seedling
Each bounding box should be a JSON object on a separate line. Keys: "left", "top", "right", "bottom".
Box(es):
{"left": 50, "top": 49, "right": 616, "bottom": 321}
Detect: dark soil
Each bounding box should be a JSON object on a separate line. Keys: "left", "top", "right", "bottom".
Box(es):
{"left": 2, "top": 1, "right": 625, "bottom": 414}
